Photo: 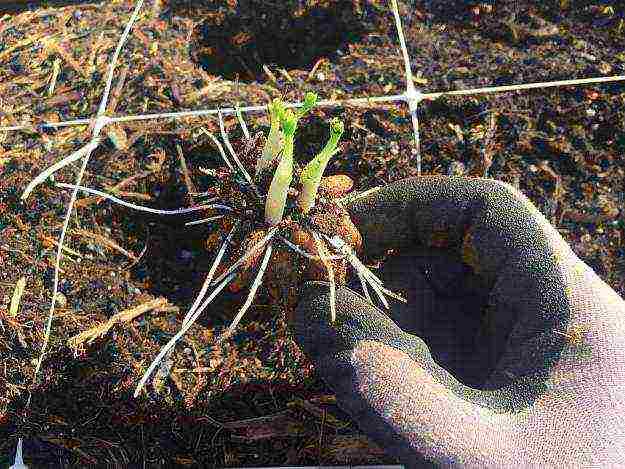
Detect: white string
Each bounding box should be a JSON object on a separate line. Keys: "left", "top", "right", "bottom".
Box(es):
{"left": 3, "top": 76, "right": 623, "bottom": 134}
{"left": 31, "top": 0, "right": 145, "bottom": 380}
{"left": 390, "top": 0, "right": 422, "bottom": 174}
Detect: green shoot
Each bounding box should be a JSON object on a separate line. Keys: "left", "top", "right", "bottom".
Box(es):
{"left": 264, "top": 110, "right": 297, "bottom": 225}
{"left": 256, "top": 99, "right": 286, "bottom": 174}
{"left": 296, "top": 91, "right": 318, "bottom": 119}
{"left": 256, "top": 92, "right": 317, "bottom": 175}
{"left": 297, "top": 118, "right": 344, "bottom": 214}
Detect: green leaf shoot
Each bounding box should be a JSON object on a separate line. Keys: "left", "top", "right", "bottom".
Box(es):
{"left": 256, "top": 98, "right": 287, "bottom": 174}
{"left": 265, "top": 110, "right": 298, "bottom": 225}
{"left": 297, "top": 118, "right": 344, "bottom": 213}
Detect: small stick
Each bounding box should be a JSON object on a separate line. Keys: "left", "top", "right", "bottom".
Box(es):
{"left": 69, "top": 228, "right": 138, "bottom": 261}
{"left": 47, "top": 57, "right": 61, "bottom": 96}
{"left": 176, "top": 143, "right": 197, "bottom": 200}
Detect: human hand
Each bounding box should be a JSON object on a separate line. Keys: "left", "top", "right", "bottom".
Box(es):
{"left": 293, "top": 176, "right": 625, "bottom": 468}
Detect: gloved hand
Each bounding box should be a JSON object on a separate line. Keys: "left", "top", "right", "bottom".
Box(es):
{"left": 293, "top": 176, "right": 625, "bottom": 468}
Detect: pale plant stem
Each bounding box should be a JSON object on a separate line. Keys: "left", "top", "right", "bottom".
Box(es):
{"left": 134, "top": 272, "right": 237, "bottom": 397}
{"left": 56, "top": 183, "right": 233, "bottom": 214}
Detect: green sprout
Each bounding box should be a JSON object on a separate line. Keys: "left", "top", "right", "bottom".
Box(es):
{"left": 256, "top": 98, "right": 286, "bottom": 174}
{"left": 296, "top": 91, "right": 318, "bottom": 119}
{"left": 264, "top": 109, "right": 297, "bottom": 226}
{"left": 297, "top": 118, "right": 345, "bottom": 214}
{"left": 256, "top": 92, "right": 318, "bottom": 175}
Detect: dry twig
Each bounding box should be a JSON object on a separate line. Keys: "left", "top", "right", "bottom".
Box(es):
{"left": 68, "top": 297, "right": 175, "bottom": 349}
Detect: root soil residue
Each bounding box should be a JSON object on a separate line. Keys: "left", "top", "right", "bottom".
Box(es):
{"left": 1, "top": 0, "right": 624, "bottom": 466}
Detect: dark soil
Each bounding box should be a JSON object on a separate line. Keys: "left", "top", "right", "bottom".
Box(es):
{"left": 1, "top": 0, "right": 624, "bottom": 466}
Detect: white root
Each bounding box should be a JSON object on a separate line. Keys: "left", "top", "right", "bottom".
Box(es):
{"left": 134, "top": 272, "right": 237, "bottom": 397}
{"left": 200, "top": 127, "right": 235, "bottom": 172}
{"left": 312, "top": 232, "right": 336, "bottom": 323}
{"left": 337, "top": 186, "right": 381, "bottom": 206}
{"left": 363, "top": 270, "right": 390, "bottom": 309}
{"left": 356, "top": 270, "right": 374, "bottom": 305}
{"left": 32, "top": 0, "right": 146, "bottom": 381}
{"left": 222, "top": 243, "right": 273, "bottom": 339}
{"left": 235, "top": 103, "right": 251, "bottom": 140}
{"left": 56, "top": 183, "right": 233, "bottom": 215}
{"left": 321, "top": 233, "right": 406, "bottom": 309}
{"left": 22, "top": 139, "right": 101, "bottom": 200}
{"left": 182, "top": 221, "right": 240, "bottom": 327}
{"left": 277, "top": 235, "right": 344, "bottom": 261}
{"left": 218, "top": 111, "right": 260, "bottom": 197}
{"left": 211, "top": 227, "right": 278, "bottom": 286}
{"left": 185, "top": 216, "right": 225, "bottom": 226}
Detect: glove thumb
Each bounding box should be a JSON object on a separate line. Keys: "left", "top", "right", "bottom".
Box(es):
{"left": 294, "top": 282, "right": 522, "bottom": 468}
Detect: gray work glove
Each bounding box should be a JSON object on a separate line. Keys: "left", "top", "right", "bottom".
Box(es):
{"left": 293, "top": 176, "right": 625, "bottom": 468}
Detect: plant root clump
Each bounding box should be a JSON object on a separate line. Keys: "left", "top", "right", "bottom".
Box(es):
{"left": 60, "top": 98, "right": 408, "bottom": 396}
{"left": 203, "top": 136, "right": 362, "bottom": 309}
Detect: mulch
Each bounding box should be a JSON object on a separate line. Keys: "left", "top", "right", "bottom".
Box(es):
{"left": 1, "top": 0, "right": 623, "bottom": 466}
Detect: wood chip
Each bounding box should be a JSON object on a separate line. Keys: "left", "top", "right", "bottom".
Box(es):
{"left": 68, "top": 297, "right": 176, "bottom": 349}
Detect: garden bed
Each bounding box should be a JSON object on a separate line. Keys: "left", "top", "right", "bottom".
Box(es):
{"left": 1, "top": 0, "right": 624, "bottom": 466}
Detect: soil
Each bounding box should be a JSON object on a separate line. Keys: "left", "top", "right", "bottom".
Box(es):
{"left": 1, "top": 0, "right": 624, "bottom": 466}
